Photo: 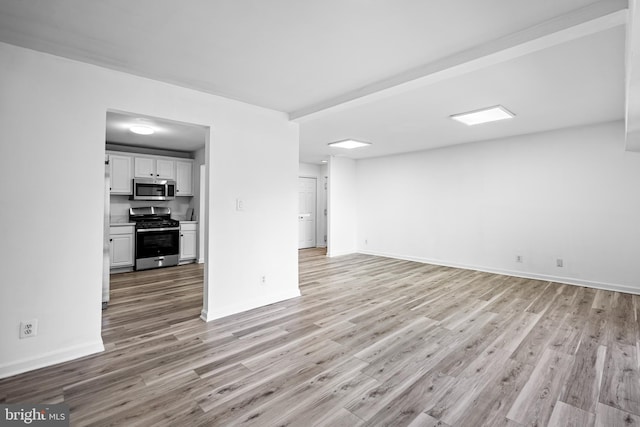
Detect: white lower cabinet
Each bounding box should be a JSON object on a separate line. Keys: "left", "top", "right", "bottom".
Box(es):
{"left": 110, "top": 226, "right": 134, "bottom": 268}
{"left": 180, "top": 223, "right": 197, "bottom": 261}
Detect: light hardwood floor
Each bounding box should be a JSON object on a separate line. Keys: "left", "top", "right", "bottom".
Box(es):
{"left": 1, "top": 249, "right": 639, "bottom": 426}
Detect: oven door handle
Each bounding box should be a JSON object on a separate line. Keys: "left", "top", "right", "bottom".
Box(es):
{"left": 136, "top": 227, "right": 180, "bottom": 233}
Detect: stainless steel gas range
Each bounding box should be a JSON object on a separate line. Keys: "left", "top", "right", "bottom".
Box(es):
{"left": 129, "top": 207, "right": 180, "bottom": 270}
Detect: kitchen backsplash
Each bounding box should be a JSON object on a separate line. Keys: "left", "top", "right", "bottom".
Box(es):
{"left": 110, "top": 195, "right": 194, "bottom": 221}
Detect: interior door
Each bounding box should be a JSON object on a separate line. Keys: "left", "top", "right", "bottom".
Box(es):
{"left": 298, "top": 177, "right": 317, "bottom": 249}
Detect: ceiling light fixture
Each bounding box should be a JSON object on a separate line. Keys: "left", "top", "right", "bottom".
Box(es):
{"left": 129, "top": 125, "right": 155, "bottom": 135}
{"left": 450, "top": 105, "right": 515, "bottom": 126}
{"left": 328, "top": 139, "right": 372, "bottom": 149}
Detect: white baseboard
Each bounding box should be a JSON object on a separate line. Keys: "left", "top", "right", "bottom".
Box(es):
{"left": 201, "top": 289, "right": 302, "bottom": 322}
{"left": 110, "top": 266, "right": 133, "bottom": 274}
{"left": 326, "top": 249, "right": 356, "bottom": 258}
{"left": 0, "top": 340, "right": 104, "bottom": 380}
{"left": 357, "top": 249, "right": 640, "bottom": 296}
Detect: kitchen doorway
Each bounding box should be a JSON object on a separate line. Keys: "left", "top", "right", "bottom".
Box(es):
{"left": 103, "top": 110, "right": 209, "bottom": 332}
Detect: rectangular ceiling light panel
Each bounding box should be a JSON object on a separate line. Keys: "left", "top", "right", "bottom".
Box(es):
{"left": 328, "top": 139, "right": 372, "bottom": 149}
{"left": 450, "top": 105, "right": 515, "bottom": 126}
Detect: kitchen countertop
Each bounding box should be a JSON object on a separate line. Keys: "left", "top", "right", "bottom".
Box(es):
{"left": 110, "top": 216, "right": 134, "bottom": 226}
{"left": 173, "top": 214, "right": 198, "bottom": 223}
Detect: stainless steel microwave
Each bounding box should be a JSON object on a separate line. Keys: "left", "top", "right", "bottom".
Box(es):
{"left": 131, "top": 178, "right": 176, "bottom": 201}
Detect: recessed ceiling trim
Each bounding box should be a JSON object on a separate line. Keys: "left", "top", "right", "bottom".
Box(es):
{"left": 290, "top": 0, "right": 627, "bottom": 122}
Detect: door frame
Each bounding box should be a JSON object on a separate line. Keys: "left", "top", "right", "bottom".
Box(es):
{"left": 298, "top": 175, "right": 318, "bottom": 249}
{"left": 103, "top": 108, "right": 210, "bottom": 322}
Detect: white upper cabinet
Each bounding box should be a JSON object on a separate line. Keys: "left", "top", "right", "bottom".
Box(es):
{"left": 156, "top": 159, "right": 175, "bottom": 179}
{"left": 109, "top": 154, "right": 133, "bottom": 194}
{"left": 175, "top": 160, "right": 193, "bottom": 196}
{"left": 134, "top": 156, "right": 175, "bottom": 179}
{"left": 134, "top": 157, "right": 154, "bottom": 178}
{"left": 108, "top": 151, "right": 194, "bottom": 195}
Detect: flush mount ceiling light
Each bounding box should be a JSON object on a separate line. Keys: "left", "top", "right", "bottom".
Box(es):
{"left": 328, "top": 139, "right": 372, "bottom": 149}
{"left": 450, "top": 105, "right": 515, "bottom": 126}
{"left": 129, "top": 125, "right": 155, "bottom": 135}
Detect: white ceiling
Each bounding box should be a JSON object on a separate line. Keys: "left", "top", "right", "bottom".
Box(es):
{"left": 301, "top": 26, "right": 625, "bottom": 161}
{"left": 0, "top": 0, "right": 630, "bottom": 160}
{"left": 106, "top": 111, "right": 207, "bottom": 152}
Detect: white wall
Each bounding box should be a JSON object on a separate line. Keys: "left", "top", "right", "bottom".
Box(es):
{"left": 206, "top": 115, "right": 300, "bottom": 319}
{"left": 356, "top": 121, "right": 640, "bottom": 293}
{"left": 0, "top": 42, "right": 300, "bottom": 378}
{"left": 298, "top": 162, "right": 320, "bottom": 177}
{"left": 327, "top": 156, "right": 358, "bottom": 256}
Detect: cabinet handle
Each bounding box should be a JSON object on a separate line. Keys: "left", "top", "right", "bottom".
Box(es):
{"left": 181, "top": 234, "right": 184, "bottom": 237}
{"left": 149, "top": 173, "right": 153, "bottom": 176}
{"left": 109, "top": 238, "right": 112, "bottom": 241}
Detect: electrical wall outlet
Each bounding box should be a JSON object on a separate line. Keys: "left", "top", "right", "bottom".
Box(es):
{"left": 19, "top": 319, "right": 38, "bottom": 339}
{"left": 260, "top": 275, "right": 266, "bottom": 285}
{"left": 556, "top": 258, "right": 564, "bottom": 267}
{"left": 516, "top": 255, "right": 523, "bottom": 263}
{"left": 236, "top": 198, "right": 244, "bottom": 211}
